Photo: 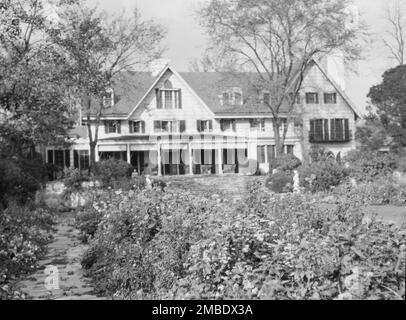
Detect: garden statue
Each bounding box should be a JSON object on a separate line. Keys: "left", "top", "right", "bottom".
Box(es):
{"left": 145, "top": 175, "right": 152, "bottom": 190}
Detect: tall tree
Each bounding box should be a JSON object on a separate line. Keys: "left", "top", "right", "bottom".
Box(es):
{"left": 198, "top": 0, "right": 364, "bottom": 155}
{"left": 368, "top": 64, "right": 406, "bottom": 149}
{"left": 383, "top": 0, "right": 406, "bottom": 66}
{"left": 51, "top": 3, "right": 166, "bottom": 171}
{"left": 0, "top": 0, "right": 75, "bottom": 158}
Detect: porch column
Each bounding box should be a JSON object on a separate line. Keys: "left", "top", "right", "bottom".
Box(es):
{"left": 69, "top": 149, "right": 74, "bottom": 168}
{"left": 264, "top": 145, "right": 269, "bottom": 164}
{"left": 217, "top": 145, "right": 223, "bottom": 175}
{"left": 137, "top": 152, "right": 141, "bottom": 175}
{"left": 95, "top": 145, "right": 100, "bottom": 162}
{"left": 157, "top": 142, "right": 162, "bottom": 177}
{"left": 188, "top": 143, "right": 193, "bottom": 175}
{"left": 126, "top": 144, "right": 131, "bottom": 165}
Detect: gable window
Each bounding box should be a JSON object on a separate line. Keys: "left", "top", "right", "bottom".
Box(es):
{"left": 129, "top": 120, "right": 145, "bottom": 134}
{"left": 104, "top": 120, "right": 121, "bottom": 134}
{"left": 220, "top": 119, "right": 236, "bottom": 132}
{"left": 324, "top": 93, "right": 337, "bottom": 104}
{"left": 156, "top": 81, "right": 182, "bottom": 110}
{"left": 233, "top": 88, "right": 243, "bottom": 105}
{"left": 221, "top": 88, "right": 243, "bottom": 105}
{"left": 250, "top": 119, "right": 266, "bottom": 132}
{"left": 154, "top": 120, "right": 186, "bottom": 133}
{"left": 197, "top": 120, "right": 213, "bottom": 132}
{"left": 222, "top": 92, "right": 230, "bottom": 105}
{"left": 103, "top": 88, "right": 114, "bottom": 107}
{"left": 306, "top": 92, "right": 319, "bottom": 104}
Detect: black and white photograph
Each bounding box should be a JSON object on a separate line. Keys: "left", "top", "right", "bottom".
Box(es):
{"left": 0, "top": 0, "right": 405, "bottom": 307}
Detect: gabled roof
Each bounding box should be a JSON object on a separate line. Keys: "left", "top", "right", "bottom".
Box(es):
{"left": 95, "top": 60, "right": 361, "bottom": 118}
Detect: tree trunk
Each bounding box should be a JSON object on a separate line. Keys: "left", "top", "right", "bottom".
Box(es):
{"left": 272, "top": 119, "right": 284, "bottom": 156}
{"left": 89, "top": 141, "right": 97, "bottom": 175}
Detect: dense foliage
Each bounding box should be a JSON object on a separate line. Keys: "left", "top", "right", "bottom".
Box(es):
{"left": 299, "top": 160, "right": 348, "bottom": 193}
{"left": 94, "top": 159, "right": 134, "bottom": 186}
{"left": 81, "top": 180, "right": 405, "bottom": 300}
{"left": 368, "top": 64, "right": 406, "bottom": 148}
{"left": 269, "top": 154, "right": 302, "bottom": 172}
{"left": 0, "top": 203, "right": 55, "bottom": 300}
{"left": 344, "top": 150, "right": 398, "bottom": 182}
{"left": 265, "top": 171, "right": 293, "bottom": 193}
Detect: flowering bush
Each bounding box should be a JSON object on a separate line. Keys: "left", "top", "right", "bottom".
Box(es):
{"left": 94, "top": 159, "right": 134, "bottom": 186}
{"left": 0, "top": 203, "right": 55, "bottom": 299}
{"left": 269, "top": 154, "right": 302, "bottom": 172}
{"left": 82, "top": 182, "right": 405, "bottom": 300}
{"left": 344, "top": 150, "right": 398, "bottom": 182}
{"left": 265, "top": 171, "right": 293, "bottom": 193}
{"left": 299, "top": 160, "right": 348, "bottom": 193}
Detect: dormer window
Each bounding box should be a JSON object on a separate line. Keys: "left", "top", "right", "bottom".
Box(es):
{"left": 221, "top": 88, "right": 243, "bottom": 105}
{"left": 263, "top": 91, "right": 270, "bottom": 105}
{"left": 233, "top": 87, "right": 243, "bottom": 105}
{"left": 103, "top": 88, "right": 114, "bottom": 107}
{"left": 156, "top": 80, "right": 182, "bottom": 109}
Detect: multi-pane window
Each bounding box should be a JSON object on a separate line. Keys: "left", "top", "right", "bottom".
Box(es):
{"left": 221, "top": 88, "right": 243, "bottom": 105}
{"left": 279, "top": 118, "right": 288, "bottom": 134}
{"left": 73, "top": 150, "right": 89, "bottom": 171}
{"left": 47, "top": 149, "right": 70, "bottom": 168}
{"left": 154, "top": 120, "right": 186, "bottom": 133}
{"left": 234, "top": 90, "right": 243, "bottom": 105}
{"left": 309, "top": 119, "right": 350, "bottom": 142}
{"left": 129, "top": 121, "right": 145, "bottom": 134}
{"left": 104, "top": 120, "right": 121, "bottom": 134}
{"left": 197, "top": 120, "right": 213, "bottom": 132}
{"left": 257, "top": 146, "right": 266, "bottom": 163}
{"left": 156, "top": 89, "right": 182, "bottom": 109}
{"left": 324, "top": 93, "right": 337, "bottom": 104}
{"left": 220, "top": 119, "right": 236, "bottom": 132}
{"left": 286, "top": 145, "right": 295, "bottom": 155}
{"left": 306, "top": 92, "right": 319, "bottom": 104}
{"left": 103, "top": 88, "right": 114, "bottom": 107}
{"left": 289, "top": 93, "right": 301, "bottom": 104}
{"left": 250, "top": 119, "right": 266, "bottom": 132}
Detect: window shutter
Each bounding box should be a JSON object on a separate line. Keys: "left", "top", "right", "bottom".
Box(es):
{"left": 180, "top": 120, "right": 186, "bottom": 133}
{"left": 197, "top": 120, "right": 201, "bottom": 132}
{"left": 116, "top": 121, "right": 121, "bottom": 134}
{"left": 156, "top": 89, "right": 162, "bottom": 109}
{"left": 129, "top": 121, "right": 133, "bottom": 133}
{"left": 315, "top": 93, "right": 319, "bottom": 104}
{"left": 309, "top": 120, "right": 315, "bottom": 141}
{"left": 209, "top": 120, "right": 213, "bottom": 132}
{"left": 330, "top": 119, "right": 336, "bottom": 141}
{"left": 104, "top": 121, "right": 108, "bottom": 134}
{"left": 141, "top": 121, "right": 146, "bottom": 134}
{"left": 178, "top": 90, "right": 182, "bottom": 109}
{"left": 232, "top": 120, "right": 236, "bottom": 132}
{"left": 344, "top": 119, "right": 350, "bottom": 141}
{"left": 324, "top": 119, "right": 329, "bottom": 141}
{"left": 220, "top": 120, "right": 224, "bottom": 132}
{"left": 154, "top": 121, "right": 161, "bottom": 132}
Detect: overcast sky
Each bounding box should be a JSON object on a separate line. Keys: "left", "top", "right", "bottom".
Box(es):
{"left": 88, "top": 0, "right": 400, "bottom": 114}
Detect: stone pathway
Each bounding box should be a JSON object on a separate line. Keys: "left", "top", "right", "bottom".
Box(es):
{"left": 15, "top": 213, "right": 107, "bottom": 300}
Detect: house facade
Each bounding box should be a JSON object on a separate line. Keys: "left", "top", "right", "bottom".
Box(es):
{"left": 43, "top": 58, "right": 361, "bottom": 176}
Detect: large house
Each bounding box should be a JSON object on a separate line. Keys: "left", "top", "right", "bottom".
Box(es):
{"left": 43, "top": 57, "right": 361, "bottom": 176}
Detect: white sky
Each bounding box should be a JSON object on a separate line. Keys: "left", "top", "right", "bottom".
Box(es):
{"left": 88, "top": 0, "right": 401, "bottom": 114}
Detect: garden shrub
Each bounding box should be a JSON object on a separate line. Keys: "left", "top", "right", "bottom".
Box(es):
{"left": 0, "top": 202, "right": 55, "bottom": 299}
{"left": 63, "top": 167, "right": 87, "bottom": 191}
{"left": 299, "top": 159, "right": 348, "bottom": 193}
{"left": 269, "top": 154, "right": 301, "bottom": 172}
{"left": 0, "top": 158, "right": 42, "bottom": 206}
{"left": 344, "top": 150, "right": 398, "bottom": 182}
{"left": 309, "top": 145, "right": 336, "bottom": 162}
{"left": 82, "top": 183, "right": 405, "bottom": 300}
{"left": 265, "top": 171, "right": 293, "bottom": 193}
{"left": 94, "top": 159, "right": 134, "bottom": 186}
